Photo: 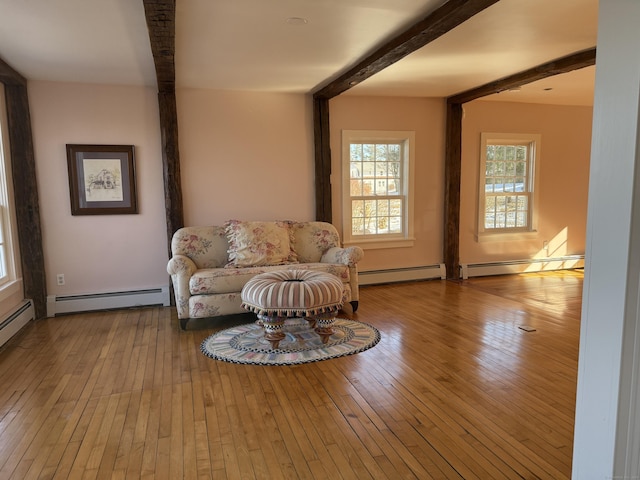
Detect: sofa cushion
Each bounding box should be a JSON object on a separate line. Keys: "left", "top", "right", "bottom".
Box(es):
{"left": 189, "top": 263, "right": 350, "bottom": 296}
{"left": 225, "top": 220, "right": 298, "bottom": 268}
{"left": 171, "top": 226, "right": 228, "bottom": 269}
{"left": 290, "top": 221, "right": 341, "bottom": 263}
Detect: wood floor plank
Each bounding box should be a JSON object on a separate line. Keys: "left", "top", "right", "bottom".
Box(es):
{"left": 139, "top": 389, "right": 161, "bottom": 478}
{"left": 112, "top": 389, "right": 142, "bottom": 476}
{"left": 0, "top": 272, "right": 582, "bottom": 479}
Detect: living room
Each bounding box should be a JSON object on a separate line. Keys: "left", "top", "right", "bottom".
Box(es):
{"left": 0, "top": 0, "right": 638, "bottom": 478}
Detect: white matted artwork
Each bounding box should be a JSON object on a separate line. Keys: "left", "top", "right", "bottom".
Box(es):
{"left": 83, "top": 158, "right": 124, "bottom": 202}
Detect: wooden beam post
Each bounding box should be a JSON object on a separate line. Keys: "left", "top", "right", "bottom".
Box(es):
{"left": 157, "top": 91, "right": 183, "bottom": 244}
{"left": 143, "top": 0, "right": 183, "bottom": 253}
{"left": 3, "top": 82, "right": 47, "bottom": 318}
{"left": 313, "top": 96, "right": 332, "bottom": 222}
{"left": 444, "top": 102, "right": 463, "bottom": 281}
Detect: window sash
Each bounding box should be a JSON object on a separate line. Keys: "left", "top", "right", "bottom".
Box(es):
{"left": 351, "top": 195, "right": 404, "bottom": 236}
{"left": 342, "top": 130, "right": 415, "bottom": 247}
{"left": 484, "top": 192, "right": 531, "bottom": 230}
{"left": 478, "top": 133, "right": 539, "bottom": 236}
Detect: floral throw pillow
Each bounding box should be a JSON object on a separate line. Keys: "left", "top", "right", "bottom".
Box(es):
{"left": 225, "top": 220, "right": 297, "bottom": 268}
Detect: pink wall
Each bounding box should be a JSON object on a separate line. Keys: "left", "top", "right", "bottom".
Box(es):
{"left": 25, "top": 80, "right": 592, "bottom": 300}
{"left": 29, "top": 81, "right": 168, "bottom": 296}
{"left": 460, "top": 100, "right": 592, "bottom": 263}
{"left": 177, "top": 89, "right": 315, "bottom": 226}
{"left": 329, "top": 95, "right": 446, "bottom": 272}
{"left": 27, "top": 84, "right": 316, "bottom": 301}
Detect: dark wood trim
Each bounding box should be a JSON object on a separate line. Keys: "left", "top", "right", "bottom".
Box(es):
{"left": 1, "top": 57, "right": 47, "bottom": 316}
{"left": 448, "top": 48, "right": 596, "bottom": 105}
{"left": 4, "top": 84, "right": 47, "bottom": 318}
{"left": 157, "top": 91, "right": 184, "bottom": 245}
{"left": 0, "top": 57, "right": 26, "bottom": 87}
{"left": 143, "top": 0, "right": 177, "bottom": 95}
{"left": 313, "top": 97, "right": 332, "bottom": 222}
{"left": 444, "top": 102, "right": 463, "bottom": 281}
{"left": 143, "top": 0, "right": 184, "bottom": 251}
{"left": 313, "top": 0, "right": 500, "bottom": 100}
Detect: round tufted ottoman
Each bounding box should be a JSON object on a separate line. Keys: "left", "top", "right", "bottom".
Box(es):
{"left": 241, "top": 270, "right": 344, "bottom": 349}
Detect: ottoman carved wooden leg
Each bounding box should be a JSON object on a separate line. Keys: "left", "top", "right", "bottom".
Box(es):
{"left": 257, "top": 314, "right": 286, "bottom": 349}
{"left": 306, "top": 311, "right": 338, "bottom": 344}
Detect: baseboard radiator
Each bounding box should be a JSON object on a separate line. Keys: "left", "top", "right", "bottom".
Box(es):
{"left": 459, "top": 255, "right": 585, "bottom": 280}
{"left": 0, "top": 300, "right": 35, "bottom": 348}
{"left": 46, "top": 286, "right": 171, "bottom": 317}
{"left": 359, "top": 264, "right": 447, "bottom": 286}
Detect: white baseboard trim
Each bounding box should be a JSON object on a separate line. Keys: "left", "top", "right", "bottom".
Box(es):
{"left": 46, "top": 286, "right": 171, "bottom": 317}
{"left": 359, "top": 264, "right": 447, "bottom": 286}
{"left": 0, "top": 300, "right": 35, "bottom": 348}
{"left": 459, "top": 255, "right": 585, "bottom": 279}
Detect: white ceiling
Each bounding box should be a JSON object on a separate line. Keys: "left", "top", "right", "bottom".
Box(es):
{"left": 0, "top": 0, "right": 598, "bottom": 105}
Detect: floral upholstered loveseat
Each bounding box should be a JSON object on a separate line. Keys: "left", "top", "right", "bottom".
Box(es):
{"left": 167, "top": 220, "right": 364, "bottom": 329}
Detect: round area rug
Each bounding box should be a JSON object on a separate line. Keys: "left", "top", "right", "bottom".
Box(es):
{"left": 200, "top": 318, "right": 381, "bottom": 366}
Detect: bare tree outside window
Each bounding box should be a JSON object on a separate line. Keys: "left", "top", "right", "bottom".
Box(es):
{"left": 342, "top": 130, "right": 415, "bottom": 248}
{"left": 349, "top": 142, "right": 403, "bottom": 236}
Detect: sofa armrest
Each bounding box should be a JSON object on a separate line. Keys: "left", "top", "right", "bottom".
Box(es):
{"left": 167, "top": 254, "right": 197, "bottom": 276}
{"left": 167, "top": 254, "right": 197, "bottom": 320}
{"left": 320, "top": 246, "right": 364, "bottom": 266}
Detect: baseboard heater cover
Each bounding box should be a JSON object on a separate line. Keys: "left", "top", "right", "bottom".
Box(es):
{"left": 47, "top": 286, "right": 171, "bottom": 317}
{"left": 459, "top": 255, "right": 585, "bottom": 279}
{"left": 0, "top": 300, "right": 35, "bottom": 348}
{"left": 359, "top": 264, "right": 446, "bottom": 286}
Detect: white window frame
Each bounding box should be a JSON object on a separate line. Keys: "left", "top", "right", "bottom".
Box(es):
{"left": 477, "top": 132, "right": 541, "bottom": 241}
{"left": 341, "top": 130, "right": 415, "bottom": 249}
{"left": 0, "top": 85, "right": 21, "bottom": 301}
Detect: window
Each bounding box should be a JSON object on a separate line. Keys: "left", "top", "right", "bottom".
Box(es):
{"left": 342, "top": 130, "right": 414, "bottom": 248}
{"left": 478, "top": 133, "right": 540, "bottom": 237}
{"left": 0, "top": 85, "right": 19, "bottom": 295}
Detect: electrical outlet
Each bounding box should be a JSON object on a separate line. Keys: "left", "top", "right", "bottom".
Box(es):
{"left": 56, "top": 274, "right": 65, "bottom": 286}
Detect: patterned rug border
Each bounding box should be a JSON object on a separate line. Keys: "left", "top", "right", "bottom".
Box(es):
{"left": 200, "top": 318, "right": 381, "bottom": 366}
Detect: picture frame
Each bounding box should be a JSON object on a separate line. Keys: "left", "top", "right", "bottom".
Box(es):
{"left": 66, "top": 144, "right": 138, "bottom": 215}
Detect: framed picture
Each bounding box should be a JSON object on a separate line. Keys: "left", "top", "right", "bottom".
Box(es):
{"left": 66, "top": 144, "right": 138, "bottom": 215}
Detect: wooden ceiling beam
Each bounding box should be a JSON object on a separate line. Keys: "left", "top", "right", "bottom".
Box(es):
{"left": 447, "top": 47, "right": 597, "bottom": 105}
{"left": 313, "top": 0, "right": 500, "bottom": 100}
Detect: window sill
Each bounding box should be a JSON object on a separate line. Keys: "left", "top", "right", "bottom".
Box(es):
{"left": 475, "top": 231, "right": 539, "bottom": 243}
{"left": 0, "top": 278, "right": 22, "bottom": 304}
{"left": 344, "top": 237, "right": 415, "bottom": 250}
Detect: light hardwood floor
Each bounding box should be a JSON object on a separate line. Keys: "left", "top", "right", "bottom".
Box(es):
{"left": 0, "top": 270, "right": 583, "bottom": 479}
